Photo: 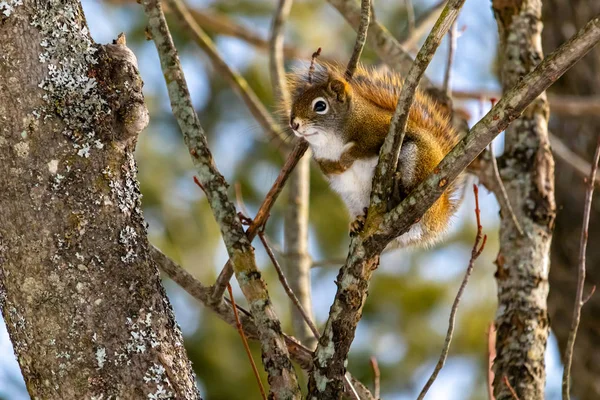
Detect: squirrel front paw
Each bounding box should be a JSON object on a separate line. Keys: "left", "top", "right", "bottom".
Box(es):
{"left": 349, "top": 207, "right": 369, "bottom": 237}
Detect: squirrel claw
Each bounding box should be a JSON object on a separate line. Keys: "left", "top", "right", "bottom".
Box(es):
{"left": 349, "top": 208, "right": 368, "bottom": 237}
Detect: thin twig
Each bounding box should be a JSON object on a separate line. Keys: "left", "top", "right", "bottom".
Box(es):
{"left": 400, "top": 0, "right": 446, "bottom": 51}
{"left": 370, "top": 356, "right": 381, "bottom": 399}
{"left": 405, "top": 0, "right": 415, "bottom": 36}
{"left": 269, "top": 0, "right": 293, "bottom": 107}
{"left": 227, "top": 284, "right": 268, "bottom": 400}
{"left": 345, "top": 0, "right": 371, "bottom": 80}
{"left": 143, "top": 0, "right": 300, "bottom": 395}
{"left": 210, "top": 141, "right": 309, "bottom": 304}
{"left": 442, "top": 22, "right": 457, "bottom": 96}
{"left": 488, "top": 143, "right": 524, "bottom": 236}
{"left": 582, "top": 284, "right": 596, "bottom": 305}
{"left": 371, "top": 0, "right": 466, "bottom": 205}
{"left": 166, "top": 0, "right": 287, "bottom": 147}
{"left": 562, "top": 135, "right": 600, "bottom": 400}
{"left": 311, "top": 12, "right": 600, "bottom": 400}
{"left": 257, "top": 232, "right": 360, "bottom": 400}
{"left": 258, "top": 231, "right": 320, "bottom": 340}
{"left": 487, "top": 324, "right": 496, "bottom": 400}
{"left": 152, "top": 246, "right": 375, "bottom": 399}
{"left": 549, "top": 132, "right": 600, "bottom": 187}
{"left": 417, "top": 184, "right": 487, "bottom": 400}
{"left": 503, "top": 376, "right": 520, "bottom": 400}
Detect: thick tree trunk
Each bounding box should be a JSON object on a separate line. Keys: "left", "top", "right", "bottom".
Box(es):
{"left": 542, "top": 2, "right": 600, "bottom": 399}
{"left": 0, "top": 1, "right": 199, "bottom": 398}
{"left": 492, "top": 1, "right": 555, "bottom": 399}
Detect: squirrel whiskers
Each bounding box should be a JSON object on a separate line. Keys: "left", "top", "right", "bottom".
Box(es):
{"left": 285, "top": 61, "right": 461, "bottom": 248}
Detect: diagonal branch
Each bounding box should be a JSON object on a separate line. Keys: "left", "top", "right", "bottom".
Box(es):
{"left": 210, "top": 140, "right": 308, "bottom": 304}
{"left": 308, "top": 13, "right": 600, "bottom": 400}
{"left": 345, "top": 0, "right": 371, "bottom": 80}
{"left": 166, "top": 0, "right": 287, "bottom": 147}
{"left": 326, "top": 0, "right": 429, "bottom": 86}
{"left": 371, "top": 0, "right": 466, "bottom": 207}
{"left": 142, "top": 0, "right": 301, "bottom": 397}
{"left": 152, "top": 245, "right": 376, "bottom": 399}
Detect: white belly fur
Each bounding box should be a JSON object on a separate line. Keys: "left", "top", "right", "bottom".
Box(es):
{"left": 328, "top": 157, "right": 378, "bottom": 217}
{"left": 327, "top": 156, "right": 425, "bottom": 247}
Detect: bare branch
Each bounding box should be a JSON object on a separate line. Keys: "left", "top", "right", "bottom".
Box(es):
{"left": 269, "top": 0, "right": 293, "bottom": 106}
{"left": 345, "top": 0, "right": 371, "bottom": 80}
{"left": 211, "top": 141, "right": 309, "bottom": 303}
{"left": 401, "top": 0, "right": 445, "bottom": 51}
{"left": 417, "top": 184, "right": 487, "bottom": 400}
{"left": 442, "top": 22, "right": 458, "bottom": 96}
{"left": 258, "top": 232, "right": 320, "bottom": 340}
{"left": 308, "top": 13, "right": 600, "bottom": 400}
{"left": 371, "top": 0, "right": 466, "bottom": 208}
{"left": 326, "top": 0, "right": 429, "bottom": 86}
{"left": 487, "top": 143, "right": 524, "bottom": 236}
{"left": 227, "top": 284, "right": 267, "bottom": 400}
{"left": 562, "top": 136, "right": 600, "bottom": 400}
{"left": 380, "top": 14, "right": 600, "bottom": 240}
{"left": 550, "top": 132, "right": 600, "bottom": 187}
{"left": 152, "top": 246, "right": 375, "bottom": 399}
{"left": 142, "top": 0, "right": 301, "bottom": 396}
{"left": 370, "top": 357, "right": 381, "bottom": 399}
{"left": 166, "top": 0, "right": 288, "bottom": 147}
{"left": 405, "top": 0, "right": 415, "bottom": 36}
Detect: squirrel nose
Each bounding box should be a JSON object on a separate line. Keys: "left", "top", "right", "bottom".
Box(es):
{"left": 290, "top": 119, "right": 300, "bottom": 131}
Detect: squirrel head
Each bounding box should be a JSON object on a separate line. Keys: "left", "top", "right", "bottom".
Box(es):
{"left": 287, "top": 63, "right": 354, "bottom": 152}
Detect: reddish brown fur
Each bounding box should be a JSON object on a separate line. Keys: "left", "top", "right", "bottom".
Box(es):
{"left": 287, "top": 62, "right": 462, "bottom": 247}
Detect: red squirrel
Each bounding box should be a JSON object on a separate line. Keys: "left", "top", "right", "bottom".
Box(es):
{"left": 286, "top": 62, "right": 461, "bottom": 247}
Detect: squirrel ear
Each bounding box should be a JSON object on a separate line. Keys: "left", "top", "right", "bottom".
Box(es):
{"left": 327, "top": 79, "right": 350, "bottom": 102}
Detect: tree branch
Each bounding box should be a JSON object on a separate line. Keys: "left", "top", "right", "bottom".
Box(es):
{"left": 269, "top": 0, "right": 293, "bottom": 108}
{"left": 152, "top": 245, "right": 375, "bottom": 399}
{"left": 417, "top": 185, "right": 487, "bottom": 400}
{"left": 210, "top": 140, "right": 308, "bottom": 303}
{"left": 345, "top": 0, "right": 371, "bottom": 80}
{"left": 562, "top": 136, "right": 600, "bottom": 400}
{"left": 307, "top": 12, "right": 600, "bottom": 400}
{"left": 142, "top": 0, "right": 301, "bottom": 396}
{"left": 326, "top": 0, "right": 431, "bottom": 86}
{"left": 166, "top": 0, "right": 288, "bottom": 147}
{"left": 371, "top": 0, "right": 466, "bottom": 207}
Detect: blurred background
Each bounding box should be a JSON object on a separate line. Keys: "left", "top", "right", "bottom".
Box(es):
{"left": 0, "top": 0, "right": 570, "bottom": 399}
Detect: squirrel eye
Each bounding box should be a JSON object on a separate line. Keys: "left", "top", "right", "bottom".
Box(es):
{"left": 312, "top": 97, "right": 329, "bottom": 114}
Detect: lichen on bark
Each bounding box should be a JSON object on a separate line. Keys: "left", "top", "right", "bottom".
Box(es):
{"left": 491, "top": 1, "right": 555, "bottom": 399}
{"left": 0, "top": 0, "right": 198, "bottom": 398}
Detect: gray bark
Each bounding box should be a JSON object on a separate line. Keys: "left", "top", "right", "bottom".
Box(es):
{"left": 0, "top": 1, "right": 199, "bottom": 399}
{"left": 492, "top": 1, "right": 555, "bottom": 399}
{"left": 283, "top": 153, "right": 316, "bottom": 349}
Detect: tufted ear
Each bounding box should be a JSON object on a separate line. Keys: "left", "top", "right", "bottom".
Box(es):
{"left": 327, "top": 79, "right": 351, "bottom": 102}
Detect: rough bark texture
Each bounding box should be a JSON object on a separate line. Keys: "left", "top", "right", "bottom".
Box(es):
{"left": 0, "top": 1, "right": 199, "bottom": 399}
{"left": 491, "top": 1, "right": 555, "bottom": 399}
{"left": 142, "top": 0, "right": 302, "bottom": 397}
{"left": 542, "top": 2, "right": 600, "bottom": 399}
{"left": 283, "top": 153, "right": 316, "bottom": 349}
